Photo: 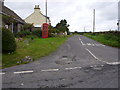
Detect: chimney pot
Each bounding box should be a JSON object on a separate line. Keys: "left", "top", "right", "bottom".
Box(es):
{"left": 34, "top": 5, "right": 40, "bottom": 13}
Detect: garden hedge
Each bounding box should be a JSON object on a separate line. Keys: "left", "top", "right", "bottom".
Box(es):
{"left": 2, "top": 28, "right": 16, "bottom": 53}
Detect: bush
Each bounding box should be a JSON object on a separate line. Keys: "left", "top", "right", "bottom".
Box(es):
{"left": 32, "top": 30, "right": 42, "bottom": 38}
{"left": 15, "top": 31, "right": 31, "bottom": 37}
{"left": 2, "top": 28, "right": 16, "bottom": 53}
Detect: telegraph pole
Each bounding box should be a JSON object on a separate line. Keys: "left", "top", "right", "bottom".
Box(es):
{"left": 93, "top": 9, "right": 95, "bottom": 33}
{"left": 46, "top": 0, "right": 47, "bottom": 23}
{"left": 118, "top": 1, "right": 120, "bottom": 31}
{"left": 84, "top": 26, "right": 86, "bottom": 32}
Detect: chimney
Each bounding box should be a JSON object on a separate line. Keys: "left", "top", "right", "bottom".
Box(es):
{"left": 0, "top": 0, "right": 4, "bottom": 5}
{"left": 34, "top": 5, "right": 40, "bottom": 13}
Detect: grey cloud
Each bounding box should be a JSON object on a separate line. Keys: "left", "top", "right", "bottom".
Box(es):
{"left": 88, "top": 2, "right": 117, "bottom": 21}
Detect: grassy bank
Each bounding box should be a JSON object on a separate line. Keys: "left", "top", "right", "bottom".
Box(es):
{"left": 2, "top": 36, "right": 70, "bottom": 69}
{"left": 84, "top": 33, "right": 120, "bottom": 48}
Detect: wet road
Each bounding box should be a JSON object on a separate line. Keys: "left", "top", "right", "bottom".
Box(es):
{"left": 1, "top": 35, "right": 119, "bottom": 88}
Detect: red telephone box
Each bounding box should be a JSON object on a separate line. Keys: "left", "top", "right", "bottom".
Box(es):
{"left": 42, "top": 23, "right": 49, "bottom": 38}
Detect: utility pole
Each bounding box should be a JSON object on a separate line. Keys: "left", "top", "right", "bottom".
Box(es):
{"left": 46, "top": 0, "right": 47, "bottom": 23}
{"left": 93, "top": 9, "right": 95, "bottom": 33}
{"left": 118, "top": 1, "right": 120, "bottom": 31}
{"left": 117, "top": 21, "right": 119, "bottom": 31}
{"left": 84, "top": 26, "right": 86, "bottom": 32}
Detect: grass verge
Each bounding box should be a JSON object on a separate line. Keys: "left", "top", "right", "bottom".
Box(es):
{"left": 84, "top": 33, "right": 120, "bottom": 48}
{"left": 2, "top": 36, "right": 70, "bottom": 69}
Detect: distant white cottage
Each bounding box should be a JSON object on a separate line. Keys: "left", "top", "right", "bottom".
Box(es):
{"left": 25, "top": 5, "right": 50, "bottom": 28}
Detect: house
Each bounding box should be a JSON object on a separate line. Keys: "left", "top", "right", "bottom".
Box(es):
{"left": 0, "top": 0, "right": 26, "bottom": 34}
{"left": 25, "top": 5, "right": 51, "bottom": 30}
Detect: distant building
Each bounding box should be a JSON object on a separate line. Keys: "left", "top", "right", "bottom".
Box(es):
{"left": 25, "top": 5, "right": 51, "bottom": 29}
{"left": 0, "top": 0, "right": 25, "bottom": 34}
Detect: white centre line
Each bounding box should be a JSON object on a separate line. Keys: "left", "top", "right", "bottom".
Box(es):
{"left": 41, "top": 69, "right": 59, "bottom": 72}
{"left": 14, "top": 70, "right": 34, "bottom": 74}
{"left": 0, "top": 72, "right": 5, "bottom": 75}
{"left": 79, "top": 37, "right": 85, "bottom": 46}
{"left": 79, "top": 38, "right": 81, "bottom": 41}
{"left": 65, "top": 67, "right": 82, "bottom": 70}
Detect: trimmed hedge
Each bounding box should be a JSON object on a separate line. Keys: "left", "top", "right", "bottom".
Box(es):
{"left": 2, "top": 28, "right": 16, "bottom": 53}
{"left": 15, "top": 31, "right": 31, "bottom": 37}
{"left": 32, "top": 30, "right": 42, "bottom": 38}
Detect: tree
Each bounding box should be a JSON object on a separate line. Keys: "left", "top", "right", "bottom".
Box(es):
{"left": 22, "top": 23, "right": 34, "bottom": 32}
{"left": 48, "top": 25, "right": 59, "bottom": 37}
{"left": 55, "top": 19, "right": 70, "bottom": 34}
{"left": 2, "top": 15, "right": 15, "bottom": 29}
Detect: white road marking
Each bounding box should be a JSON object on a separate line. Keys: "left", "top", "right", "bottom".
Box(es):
{"left": 87, "top": 43, "right": 91, "bottom": 46}
{"left": 79, "top": 38, "right": 81, "bottom": 41}
{"left": 85, "top": 48, "right": 108, "bottom": 63}
{"left": 93, "top": 67, "right": 102, "bottom": 70}
{"left": 90, "top": 66, "right": 94, "bottom": 68}
{"left": 81, "top": 41, "right": 85, "bottom": 46}
{"left": 101, "top": 65, "right": 104, "bottom": 67}
{"left": 85, "top": 48, "right": 119, "bottom": 65}
{"left": 21, "top": 83, "right": 24, "bottom": 86}
{"left": 94, "top": 44, "right": 105, "bottom": 47}
{"left": 79, "top": 38, "right": 85, "bottom": 46}
{"left": 41, "top": 69, "right": 59, "bottom": 72}
{"left": 106, "top": 62, "right": 120, "bottom": 65}
{"left": 79, "top": 37, "right": 105, "bottom": 47}
{"left": 14, "top": 70, "right": 34, "bottom": 74}
{"left": 102, "top": 45, "right": 105, "bottom": 47}
{"left": 65, "top": 67, "right": 82, "bottom": 70}
{"left": 92, "top": 44, "right": 95, "bottom": 46}
{"left": 85, "top": 48, "right": 98, "bottom": 60}
{"left": 0, "top": 72, "right": 5, "bottom": 75}
{"left": 96, "top": 44, "right": 101, "bottom": 46}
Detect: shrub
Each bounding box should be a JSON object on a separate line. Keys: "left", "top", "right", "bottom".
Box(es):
{"left": 15, "top": 31, "right": 31, "bottom": 37}
{"left": 2, "top": 28, "right": 16, "bottom": 53}
{"left": 32, "top": 30, "right": 42, "bottom": 38}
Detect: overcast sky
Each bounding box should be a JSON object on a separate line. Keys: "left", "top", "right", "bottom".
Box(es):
{"left": 4, "top": 0, "right": 119, "bottom": 32}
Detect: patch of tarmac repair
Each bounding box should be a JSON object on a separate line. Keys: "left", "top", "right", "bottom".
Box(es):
{"left": 38, "top": 64, "right": 119, "bottom": 88}
{"left": 55, "top": 56, "right": 77, "bottom": 65}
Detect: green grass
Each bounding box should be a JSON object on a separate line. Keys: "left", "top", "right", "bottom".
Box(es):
{"left": 84, "top": 33, "right": 120, "bottom": 48}
{"left": 2, "top": 36, "right": 70, "bottom": 69}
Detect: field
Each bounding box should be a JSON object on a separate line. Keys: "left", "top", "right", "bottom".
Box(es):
{"left": 2, "top": 36, "right": 70, "bottom": 69}
{"left": 84, "top": 32, "right": 120, "bottom": 48}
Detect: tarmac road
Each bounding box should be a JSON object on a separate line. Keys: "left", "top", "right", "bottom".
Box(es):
{"left": 1, "top": 35, "right": 120, "bottom": 88}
